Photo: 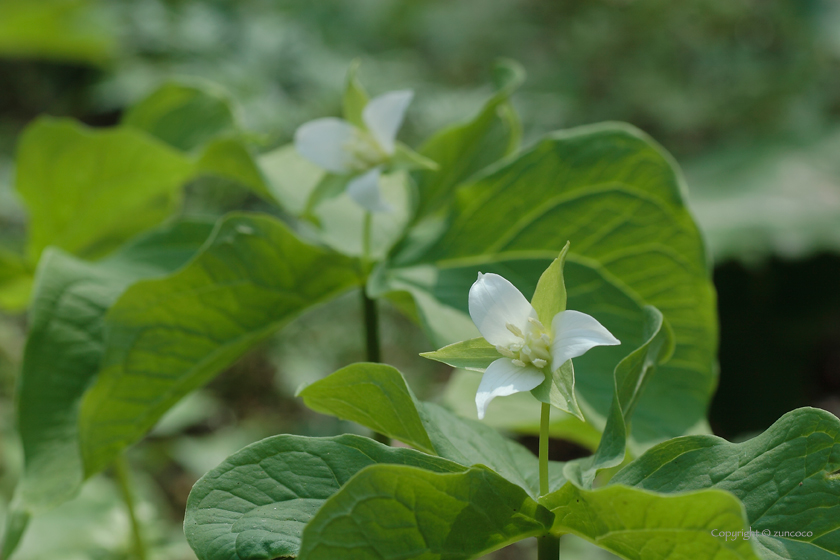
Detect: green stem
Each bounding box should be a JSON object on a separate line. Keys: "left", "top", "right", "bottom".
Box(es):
{"left": 537, "top": 533, "right": 560, "bottom": 559}
{"left": 360, "top": 210, "right": 387, "bottom": 444}
{"left": 539, "top": 402, "right": 550, "bottom": 496}
{"left": 360, "top": 210, "right": 380, "bottom": 364}
{"left": 361, "top": 287, "right": 381, "bottom": 364}
{"left": 362, "top": 294, "right": 385, "bottom": 446}
{"left": 537, "top": 403, "right": 560, "bottom": 558}
{"left": 362, "top": 211, "right": 373, "bottom": 270}
{"left": 114, "top": 455, "right": 147, "bottom": 560}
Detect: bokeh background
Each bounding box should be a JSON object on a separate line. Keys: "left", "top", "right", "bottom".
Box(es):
{"left": 1, "top": 1, "right": 839, "bottom": 558}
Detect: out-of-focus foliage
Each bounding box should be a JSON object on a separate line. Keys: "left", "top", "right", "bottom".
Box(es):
{"left": 2, "top": 0, "right": 838, "bottom": 262}
{"left": 0, "top": 1, "right": 839, "bottom": 558}
{"left": 0, "top": 0, "right": 115, "bottom": 64}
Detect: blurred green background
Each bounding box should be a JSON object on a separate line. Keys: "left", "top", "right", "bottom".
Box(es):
{"left": 1, "top": 0, "right": 839, "bottom": 558}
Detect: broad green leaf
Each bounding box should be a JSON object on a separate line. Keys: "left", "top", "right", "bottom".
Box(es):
{"left": 14, "top": 221, "right": 215, "bottom": 515}
{"left": 0, "top": 248, "right": 31, "bottom": 312}
{"left": 531, "top": 359, "right": 583, "bottom": 420}
{"left": 185, "top": 434, "right": 463, "bottom": 560}
{"left": 297, "top": 363, "right": 435, "bottom": 454}
{"left": 124, "top": 81, "right": 278, "bottom": 204}
{"left": 78, "top": 213, "right": 360, "bottom": 476}
{"left": 298, "top": 362, "right": 565, "bottom": 497}
{"left": 0, "top": 221, "right": 214, "bottom": 559}
{"left": 196, "top": 137, "right": 276, "bottom": 203}
{"left": 540, "top": 483, "right": 759, "bottom": 560}
{"left": 612, "top": 308, "right": 674, "bottom": 420}
{"left": 0, "top": 509, "right": 29, "bottom": 560}
{"left": 123, "top": 81, "right": 239, "bottom": 153}
{"left": 0, "top": 0, "right": 115, "bottom": 64}
{"left": 422, "top": 402, "right": 567, "bottom": 497}
{"left": 530, "top": 241, "right": 570, "bottom": 325}
{"left": 611, "top": 407, "right": 840, "bottom": 559}
{"left": 565, "top": 306, "right": 674, "bottom": 488}
{"left": 368, "top": 263, "right": 480, "bottom": 348}
{"left": 258, "top": 144, "right": 324, "bottom": 215}
{"left": 409, "top": 59, "right": 525, "bottom": 222}
{"left": 16, "top": 117, "right": 194, "bottom": 263}
{"left": 311, "top": 171, "right": 412, "bottom": 259}
{"left": 298, "top": 464, "right": 554, "bottom": 560}
{"left": 390, "top": 124, "right": 717, "bottom": 450}
{"left": 442, "top": 370, "right": 602, "bottom": 451}
{"left": 342, "top": 59, "right": 368, "bottom": 128}
{"left": 421, "top": 336, "right": 499, "bottom": 371}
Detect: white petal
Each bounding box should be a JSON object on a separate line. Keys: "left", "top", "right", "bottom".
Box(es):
{"left": 475, "top": 358, "right": 545, "bottom": 420}
{"left": 550, "top": 310, "right": 621, "bottom": 372}
{"left": 362, "top": 90, "right": 413, "bottom": 155}
{"left": 294, "top": 118, "right": 358, "bottom": 173}
{"left": 469, "top": 272, "right": 537, "bottom": 347}
{"left": 346, "top": 166, "right": 391, "bottom": 213}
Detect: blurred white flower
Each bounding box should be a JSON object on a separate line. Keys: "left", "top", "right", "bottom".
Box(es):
{"left": 294, "top": 90, "right": 413, "bottom": 213}
{"left": 469, "top": 272, "right": 620, "bottom": 419}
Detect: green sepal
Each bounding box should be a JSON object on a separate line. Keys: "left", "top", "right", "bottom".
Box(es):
{"left": 419, "top": 336, "right": 500, "bottom": 371}
{"left": 342, "top": 59, "right": 369, "bottom": 128}
{"left": 390, "top": 142, "right": 439, "bottom": 172}
{"left": 530, "top": 241, "right": 570, "bottom": 326}
{"left": 530, "top": 360, "right": 584, "bottom": 421}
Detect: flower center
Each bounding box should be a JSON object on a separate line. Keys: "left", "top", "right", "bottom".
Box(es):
{"left": 344, "top": 129, "right": 389, "bottom": 171}
{"left": 496, "top": 317, "right": 552, "bottom": 370}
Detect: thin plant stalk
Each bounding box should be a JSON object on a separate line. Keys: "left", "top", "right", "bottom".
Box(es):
{"left": 538, "top": 402, "right": 560, "bottom": 558}
{"left": 114, "top": 455, "right": 147, "bottom": 560}
{"left": 361, "top": 211, "right": 388, "bottom": 445}
{"left": 539, "top": 402, "right": 550, "bottom": 496}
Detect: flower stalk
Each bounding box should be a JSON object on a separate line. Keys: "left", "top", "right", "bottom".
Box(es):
{"left": 538, "top": 403, "right": 559, "bottom": 558}
{"left": 114, "top": 455, "right": 147, "bottom": 560}
{"left": 537, "top": 533, "right": 560, "bottom": 560}
{"left": 539, "top": 402, "right": 550, "bottom": 497}
{"left": 360, "top": 210, "right": 388, "bottom": 445}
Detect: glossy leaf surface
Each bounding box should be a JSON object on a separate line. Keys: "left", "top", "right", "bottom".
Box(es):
{"left": 78, "top": 213, "right": 360, "bottom": 476}
{"left": 185, "top": 434, "right": 463, "bottom": 560}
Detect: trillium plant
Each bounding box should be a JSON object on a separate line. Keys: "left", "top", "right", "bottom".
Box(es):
{"left": 294, "top": 89, "right": 413, "bottom": 212}
{"left": 1, "top": 61, "right": 837, "bottom": 560}
{"left": 466, "top": 260, "right": 620, "bottom": 420}
{"left": 294, "top": 63, "right": 436, "bottom": 218}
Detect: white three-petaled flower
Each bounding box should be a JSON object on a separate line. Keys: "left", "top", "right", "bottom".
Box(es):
{"left": 469, "top": 272, "right": 620, "bottom": 419}
{"left": 294, "top": 90, "right": 413, "bottom": 213}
